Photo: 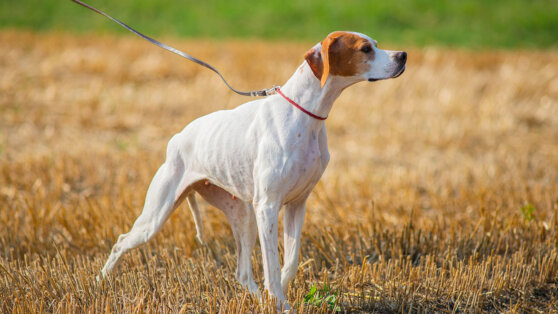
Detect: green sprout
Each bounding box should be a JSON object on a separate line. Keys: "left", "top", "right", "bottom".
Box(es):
{"left": 303, "top": 283, "right": 341, "bottom": 312}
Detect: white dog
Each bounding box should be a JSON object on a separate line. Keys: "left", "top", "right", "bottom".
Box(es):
{"left": 101, "top": 31, "right": 406, "bottom": 309}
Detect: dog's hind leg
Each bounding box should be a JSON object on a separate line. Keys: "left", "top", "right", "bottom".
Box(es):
{"left": 195, "top": 184, "right": 259, "bottom": 294}
{"left": 186, "top": 193, "right": 206, "bottom": 245}
{"left": 101, "top": 135, "right": 202, "bottom": 277}
{"left": 232, "top": 202, "right": 258, "bottom": 294}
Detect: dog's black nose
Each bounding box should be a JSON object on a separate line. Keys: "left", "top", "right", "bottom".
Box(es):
{"left": 396, "top": 51, "right": 407, "bottom": 63}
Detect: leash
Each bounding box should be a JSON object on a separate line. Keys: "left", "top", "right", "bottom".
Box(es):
{"left": 71, "top": 0, "right": 279, "bottom": 97}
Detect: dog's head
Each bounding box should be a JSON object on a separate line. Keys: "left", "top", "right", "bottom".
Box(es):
{"left": 304, "top": 31, "right": 406, "bottom": 87}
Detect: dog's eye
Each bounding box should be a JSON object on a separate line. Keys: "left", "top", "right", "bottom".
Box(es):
{"left": 361, "top": 45, "right": 372, "bottom": 53}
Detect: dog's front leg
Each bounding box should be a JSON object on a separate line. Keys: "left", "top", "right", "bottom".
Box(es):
{"left": 281, "top": 200, "right": 306, "bottom": 296}
{"left": 255, "top": 201, "right": 288, "bottom": 308}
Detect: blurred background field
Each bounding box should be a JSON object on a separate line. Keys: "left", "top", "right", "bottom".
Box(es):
{"left": 1, "top": 0, "right": 558, "bottom": 312}
{"left": 1, "top": 0, "right": 557, "bottom": 48}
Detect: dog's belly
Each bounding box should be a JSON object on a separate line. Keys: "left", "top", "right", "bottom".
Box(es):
{"left": 191, "top": 141, "right": 256, "bottom": 202}
{"left": 177, "top": 107, "right": 259, "bottom": 201}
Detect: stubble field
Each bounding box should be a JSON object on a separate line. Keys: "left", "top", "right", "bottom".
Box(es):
{"left": 1, "top": 30, "right": 557, "bottom": 312}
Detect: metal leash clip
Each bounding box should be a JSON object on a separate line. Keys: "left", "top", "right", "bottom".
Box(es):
{"left": 251, "top": 85, "right": 280, "bottom": 97}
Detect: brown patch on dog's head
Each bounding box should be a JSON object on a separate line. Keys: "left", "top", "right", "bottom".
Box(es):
{"left": 305, "top": 31, "right": 375, "bottom": 88}
{"left": 322, "top": 32, "right": 375, "bottom": 87}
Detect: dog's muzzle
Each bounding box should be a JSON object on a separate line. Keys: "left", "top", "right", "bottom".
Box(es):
{"left": 368, "top": 51, "right": 407, "bottom": 82}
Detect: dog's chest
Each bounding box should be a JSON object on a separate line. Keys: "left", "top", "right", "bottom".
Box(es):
{"left": 299, "top": 138, "right": 322, "bottom": 174}
{"left": 283, "top": 131, "right": 326, "bottom": 201}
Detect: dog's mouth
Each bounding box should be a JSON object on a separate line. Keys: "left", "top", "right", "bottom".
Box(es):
{"left": 392, "top": 64, "right": 406, "bottom": 78}
{"left": 367, "top": 64, "right": 406, "bottom": 82}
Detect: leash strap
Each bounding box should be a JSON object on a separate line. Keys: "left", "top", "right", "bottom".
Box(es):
{"left": 71, "top": 0, "right": 278, "bottom": 97}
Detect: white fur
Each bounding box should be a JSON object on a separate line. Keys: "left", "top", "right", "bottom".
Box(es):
{"left": 100, "top": 32, "right": 405, "bottom": 310}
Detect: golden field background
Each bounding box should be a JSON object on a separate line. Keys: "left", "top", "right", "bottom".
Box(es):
{"left": 1, "top": 30, "right": 557, "bottom": 312}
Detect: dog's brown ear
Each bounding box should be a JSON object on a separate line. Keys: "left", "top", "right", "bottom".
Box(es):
{"left": 320, "top": 35, "right": 338, "bottom": 88}
{"left": 304, "top": 46, "right": 323, "bottom": 83}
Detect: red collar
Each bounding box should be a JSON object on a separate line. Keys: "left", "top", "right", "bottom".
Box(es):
{"left": 276, "top": 88, "right": 327, "bottom": 120}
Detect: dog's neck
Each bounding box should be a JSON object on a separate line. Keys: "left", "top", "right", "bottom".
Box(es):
{"left": 279, "top": 61, "right": 356, "bottom": 128}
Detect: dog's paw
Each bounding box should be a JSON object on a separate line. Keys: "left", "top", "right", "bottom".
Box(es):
{"left": 280, "top": 301, "right": 293, "bottom": 313}
{"left": 96, "top": 269, "right": 109, "bottom": 282}
{"left": 195, "top": 235, "right": 207, "bottom": 247}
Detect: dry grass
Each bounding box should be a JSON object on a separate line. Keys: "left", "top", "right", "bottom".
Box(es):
{"left": 1, "top": 30, "right": 558, "bottom": 312}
